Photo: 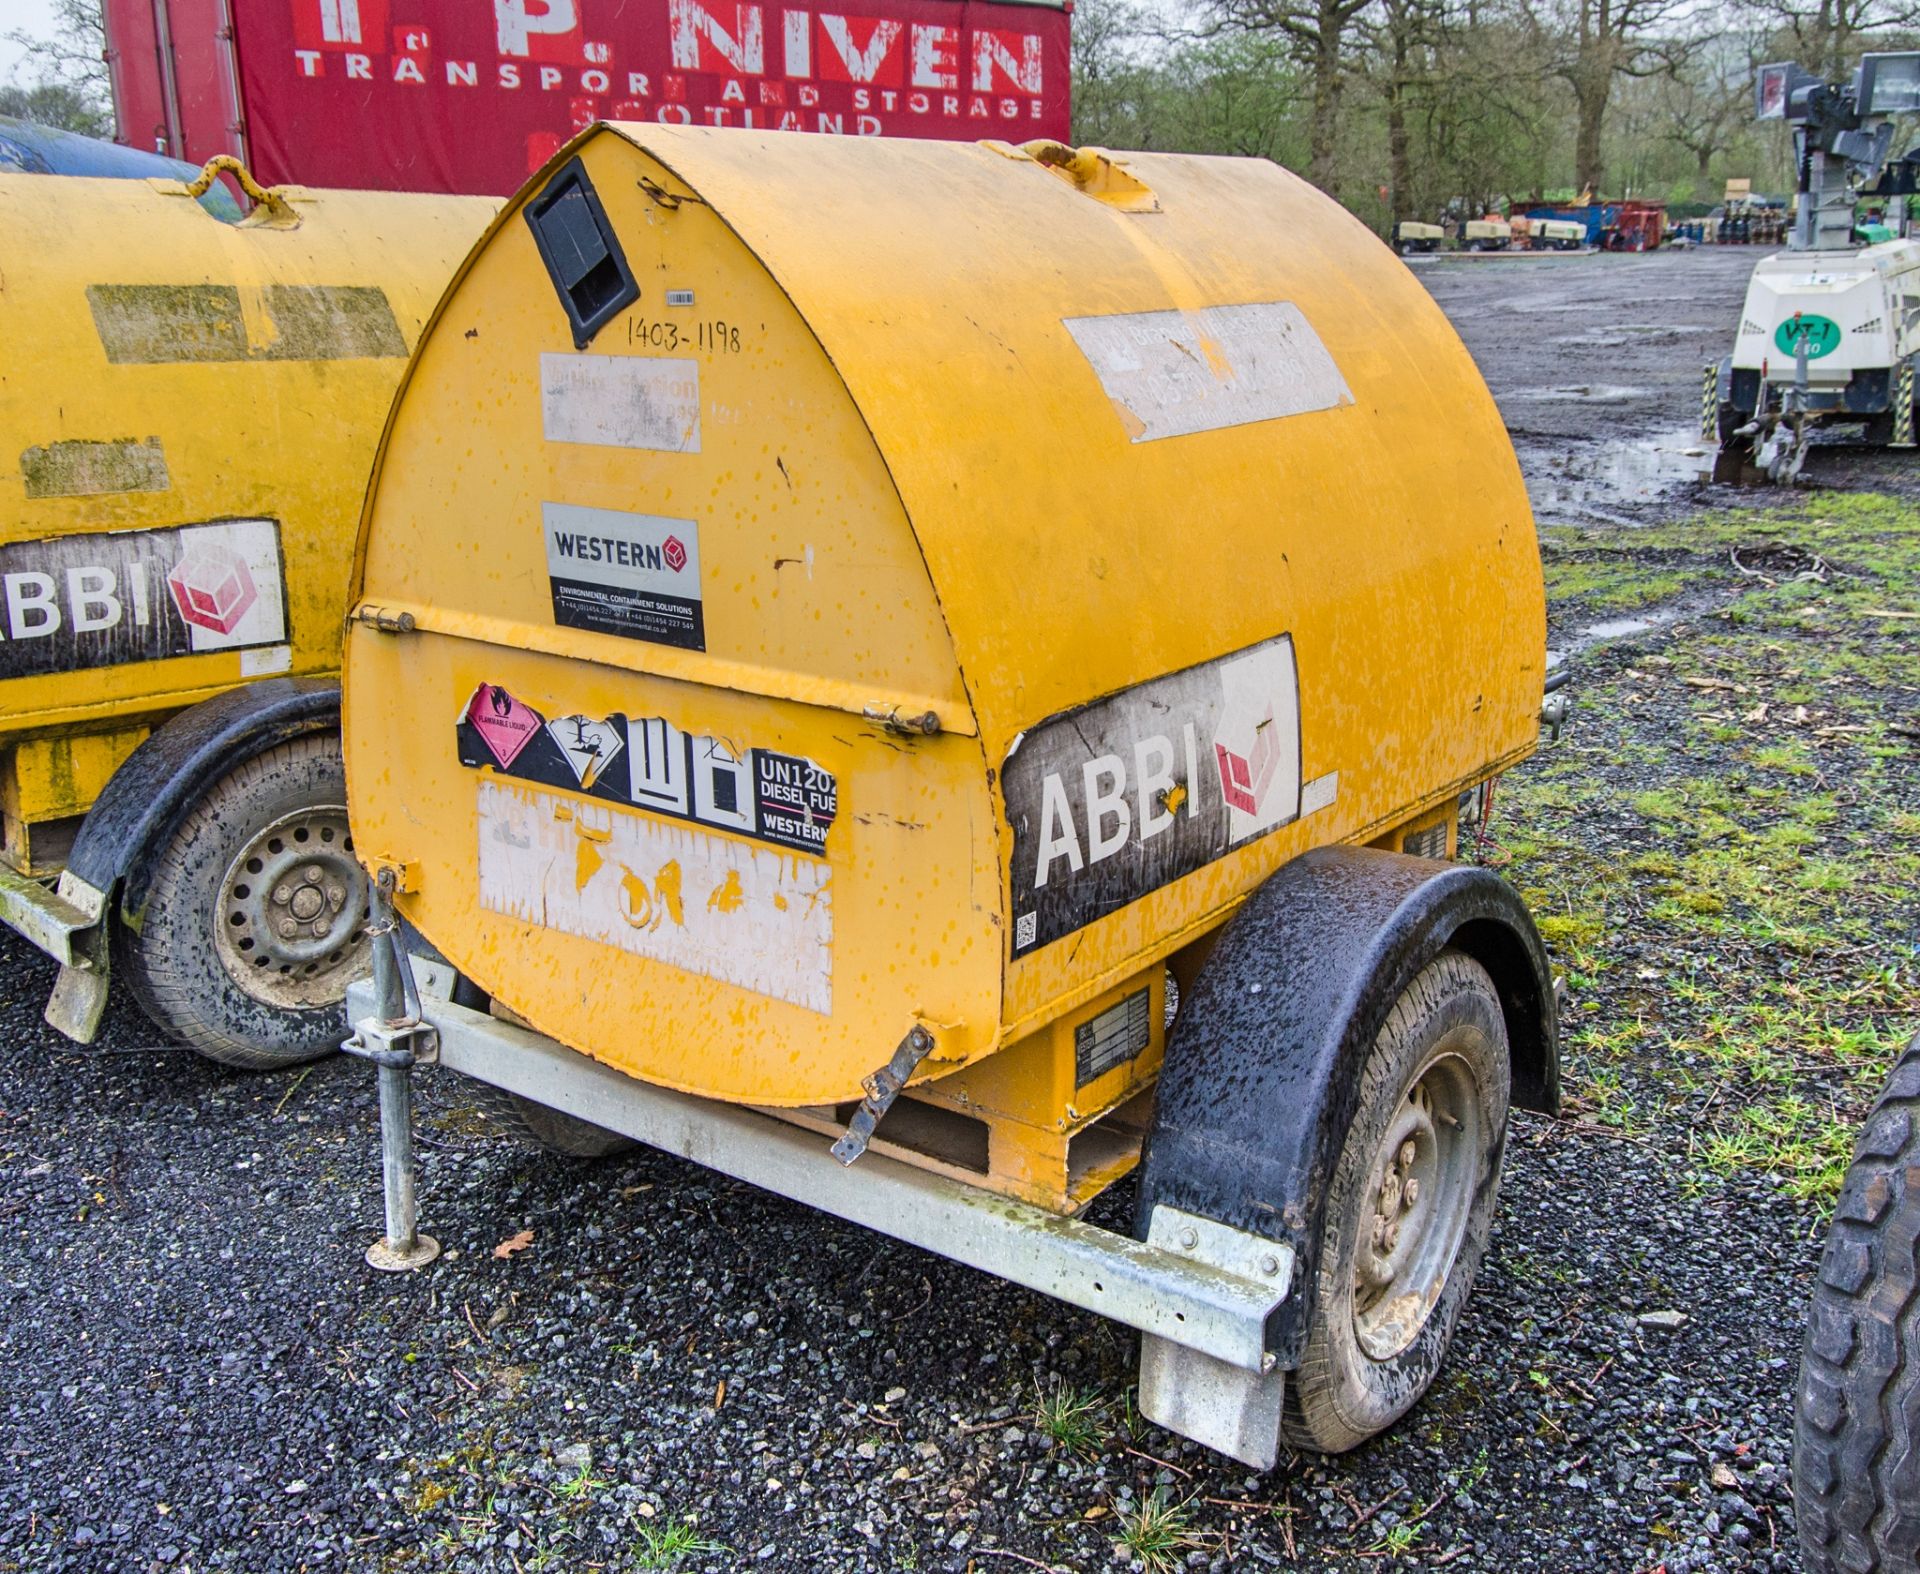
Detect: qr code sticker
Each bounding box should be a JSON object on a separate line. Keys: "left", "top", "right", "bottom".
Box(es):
{"left": 1015, "top": 911, "right": 1037, "bottom": 949}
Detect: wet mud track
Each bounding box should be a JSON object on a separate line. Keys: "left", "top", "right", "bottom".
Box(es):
{"left": 2, "top": 246, "right": 1914, "bottom": 1574}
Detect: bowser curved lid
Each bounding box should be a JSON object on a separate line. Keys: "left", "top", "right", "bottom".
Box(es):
{"left": 591, "top": 124, "right": 1541, "bottom": 759}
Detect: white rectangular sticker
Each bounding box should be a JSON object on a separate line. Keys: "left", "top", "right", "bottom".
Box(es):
{"left": 539, "top": 352, "right": 701, "bottom": 453}
{"left": 1063, "top": 302, "right": 1352, "bottom": 443}
{"left": 542, "top": 502, "right": 703, "bottom": 650}
{"left": 476, "top": 779, "right": 833, "bottom": 1014}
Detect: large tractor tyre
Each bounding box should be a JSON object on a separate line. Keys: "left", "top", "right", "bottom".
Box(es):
{"left": 117, "top": 732, "right": 370, "bottom": 1070}
{"left": 466, "top": 1079, "right": 635, "bottom": 1159}
{"left": 1282, "top": 951, "right": 1511, "bottom": 1453}
{"left": 1793, "top": 1033, "right": 1920, "bottom": 1573}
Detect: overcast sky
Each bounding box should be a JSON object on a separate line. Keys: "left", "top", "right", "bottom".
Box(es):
{"left": 0, "top": 0, "right": 66, "bottom": 82}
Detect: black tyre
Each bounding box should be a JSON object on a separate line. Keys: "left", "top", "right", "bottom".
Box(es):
{"left": 117, "top": 732, "right": 370, "bottom": 1069}
{"left": 466, "top": 1078, "right": 634, "bottom": 1158}
{"left": 1794, "top": 1033, "right": 1920, "bottom": 1572}
{"left": 1282, "top": 951, "right": 1511, "bottom": 1453}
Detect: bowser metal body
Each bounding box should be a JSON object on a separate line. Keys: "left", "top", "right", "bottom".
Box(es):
{"left": 0, "top": 166, "right": 495, "bottom": 1061}
{"left": 343, "top": 125, "right": 1560, "bottom": 1466}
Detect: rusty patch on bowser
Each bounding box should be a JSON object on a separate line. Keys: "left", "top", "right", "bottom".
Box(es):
{"left": 21, "top": 437, "right": 170, "bottom": 499}
{"left": 87, "top": 284, "right": 407, "bottom": 365}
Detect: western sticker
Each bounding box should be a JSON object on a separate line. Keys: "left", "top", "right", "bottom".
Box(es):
{"left": 456, "top": 684, "right": 837, "bottom": 858}
{"left": 475, "top": 779, "right": 832, "bottom": 1014}
{"left": 1063, "top": 302, "right": 1353, "bottom": 443}
{"left": 539, "top": 352, "right": 701, "bottom": 453}
{"left": 542, "top": 501, "right": 704, "bottom": 652}
{"left": 0, "top": 518, "right": 288, "bottom": 682}
{"left": 1004, "top": 634, "right": 1300, "bottom": 957}
{"left": 1074, "top": 987, "right": 1152, "bottom": 1087}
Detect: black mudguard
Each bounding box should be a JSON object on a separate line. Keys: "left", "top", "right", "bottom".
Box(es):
{"left": 1135, "top": 844, "right": 1559, "bottom": 1369}
{"left": 65, "top": 678, "right": 340, "bottom": 929}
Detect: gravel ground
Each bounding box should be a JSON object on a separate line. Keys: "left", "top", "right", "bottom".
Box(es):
{"left": 3, "top": 245, "right": 1914, "bottom": 1574}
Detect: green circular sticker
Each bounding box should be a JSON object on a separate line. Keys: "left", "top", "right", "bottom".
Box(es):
{"left": 1774, "top": 314, "right": 1842, "bottom": 358}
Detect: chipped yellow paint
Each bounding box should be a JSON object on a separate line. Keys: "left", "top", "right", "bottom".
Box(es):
{"left": 345, "top": 126, "right": 1542, "bottom": 1115}
{"left": 706, "top": 870, "right": 745, "bottom": 915}
{"left": 0, "top": 171, "right": 495, "bottom": 867}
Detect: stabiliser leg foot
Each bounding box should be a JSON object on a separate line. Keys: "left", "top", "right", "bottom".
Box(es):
{"left": 367, "top": 1233, "right": 441, "bottom": 1273}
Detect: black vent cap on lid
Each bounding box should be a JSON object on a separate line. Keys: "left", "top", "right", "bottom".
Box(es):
{"left": 523, "top": 157, "right": 639, "bottom": 349}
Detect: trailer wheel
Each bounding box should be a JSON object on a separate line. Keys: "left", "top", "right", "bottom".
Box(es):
{"left": 117, "top": 732, "right": 369, "bottom": 1069}
{"left": 467, "top": 1080, "right": 635, "bottom": 1158}
{"left": 1281, "top": 951, "right": 1510, "bottom": 1453}
{"left": 1793, "top": 1033, "right": 1920, "bottom": 1574}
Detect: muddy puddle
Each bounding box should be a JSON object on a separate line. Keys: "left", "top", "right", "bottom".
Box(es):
{"left": 1521, "top": 425, "right": 1714, "bottom": 524}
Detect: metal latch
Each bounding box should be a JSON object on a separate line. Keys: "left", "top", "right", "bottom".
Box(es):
{"left": 831, "top": 1025, "right": 936, "bottom": 1164}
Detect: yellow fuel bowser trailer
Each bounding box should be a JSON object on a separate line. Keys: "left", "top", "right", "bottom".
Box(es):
{"left": 340, "top": 125, "right": 1561, "bottom": 1467}
{"left": 0, "top": 164, "right": 495, "bottom": 1066}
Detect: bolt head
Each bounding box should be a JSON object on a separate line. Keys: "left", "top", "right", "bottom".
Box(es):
{"left": 1177, "top": 1226, "right": 1199, "bottom": 1251}
{"left": 1259, "top": 1253, "right": 1281, "bottom": 1277}
{"left": 304, "top": 864, "right": 323, "bottom": 883}
{"left": 1399, "top": 1139, "right": 1418, "bottom": 1169}
{"left": 1404, "top": 1178, "right": 1420, "bottom": 1207}
{"left": 277, "top": 918, "right": 298, "bottom": 938}
{"left": 273, "top": 884, "right": 293, "bottom": 905}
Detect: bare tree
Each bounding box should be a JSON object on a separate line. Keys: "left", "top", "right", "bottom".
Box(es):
{"left": 1659, "top": 34, "right": 1761, "bottom": 183}
{"left": 1532, "top": 0, "right": 1690, "bottom": 193}
{"left": 4, "top": 0, "right": 109, "bottom": 136}
{"left": 1742, "top": 0, "right": 1920, "bottom": 80}
{"left": 1210, "top": 0, "right": 1377, "bottom": 194}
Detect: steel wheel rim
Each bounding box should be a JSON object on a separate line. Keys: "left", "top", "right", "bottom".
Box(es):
{"left": 1352, "top": 1040, "right": 1484, "bottom": 1362}
{"left": 213, "top": 805, "right": 369, "bottom": 1008}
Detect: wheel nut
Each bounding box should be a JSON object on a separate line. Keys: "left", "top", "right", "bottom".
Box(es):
{"left": 273, "top": 884, "right": 293, "bottom": 905}
{"left": 326, "top": 884, "right": 345, "bottom": 907}
{"left": 1403, "top": 1178, "right": 1420, "bottom": 1207}
{"left": 304, "top": 864, "right": 323, "bottom": 883}
{"left": 1399, "top": 1140, "right": 1417, "bottom": 1169}
{"left": 277, "top": 918, "right": 298, "bottom": 938}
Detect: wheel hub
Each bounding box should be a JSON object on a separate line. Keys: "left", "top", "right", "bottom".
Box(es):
{"left": 214, "top": 808, "right": 370, "bottom": 1009}
{"left": 1352, "top": 1047, "right": 1483, "bottom": 1362}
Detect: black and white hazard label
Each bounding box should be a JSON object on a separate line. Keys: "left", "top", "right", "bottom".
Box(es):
{"left": 1003, "top": 634, "right": 1300, "bottom": 958}
{"left": 542, "top": 502, "right": 703, "bottom": 651}
{"left": 456, "top": 684, "right": 838, "bottom": 858}
{"left": 0, "top": 518, "right": 287, "bottom": 682}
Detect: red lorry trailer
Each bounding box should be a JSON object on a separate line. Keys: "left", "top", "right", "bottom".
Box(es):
{"left": 103, "top": 0, "right": 1071, "bottom": 195}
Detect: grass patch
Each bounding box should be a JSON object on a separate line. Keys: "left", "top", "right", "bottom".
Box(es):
{"left": 1034, "top": 1381, "right": 1106, "bottom": 1457}
{"left": 1113, "top": 1488, "right": 1204, "bottom": 1572}
{"left": 632, "top": 1517, "right": 729, "bottom": 1569}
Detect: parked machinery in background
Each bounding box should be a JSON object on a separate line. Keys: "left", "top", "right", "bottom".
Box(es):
{"left": 1395, "top": 220, "right": 1445, "bottom": 255}
{"left": 1532, "top": 219, "right": 1587, "bottom": 251}
{"left": 1709, "top": 52, "right": 1920, "bottom": 483}
{"left": 1462, "top": 217, "right": 1511, "bottom": 250}
{"left": 0, "top": 159, "right": 495, "bottom": 1065}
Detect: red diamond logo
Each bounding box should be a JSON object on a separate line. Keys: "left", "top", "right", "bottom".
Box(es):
{"left": 662, "top": 535, "right": 687, "bottom": 573}
{"left": 167, "top": 545, "right": 258, "bottom": 635}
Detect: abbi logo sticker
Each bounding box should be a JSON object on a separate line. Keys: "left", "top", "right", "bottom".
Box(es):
{"left": 1004, "top": 634, "right": 1303, "bottom": 957}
